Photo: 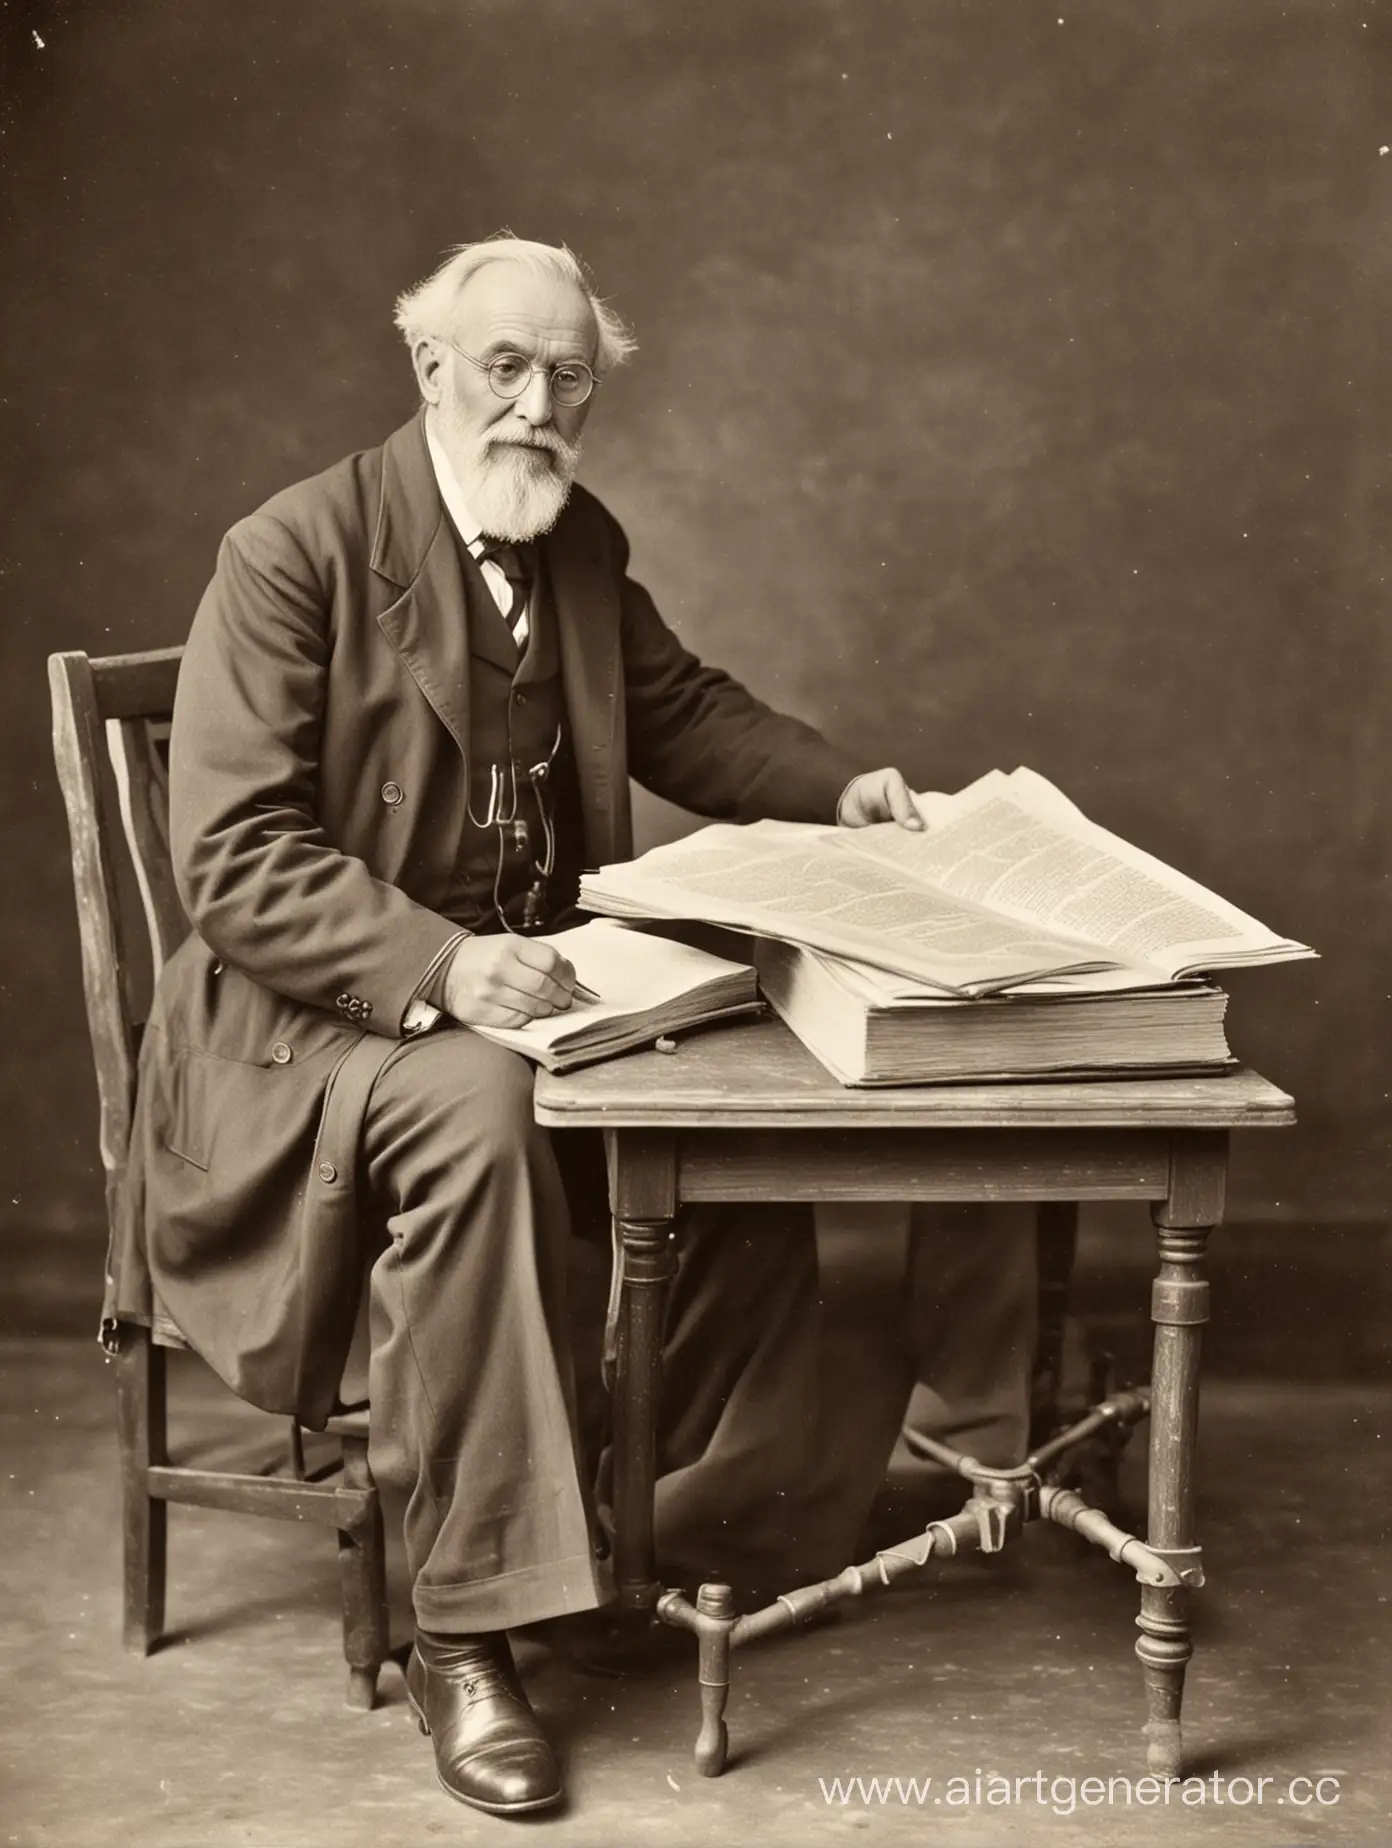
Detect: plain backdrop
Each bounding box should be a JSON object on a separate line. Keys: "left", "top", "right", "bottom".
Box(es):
{"left": 2, "top": 1, "right": 1388, "bottom": 1299}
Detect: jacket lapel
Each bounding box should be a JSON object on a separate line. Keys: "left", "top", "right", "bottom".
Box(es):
{"left": 372, "top": 415, "right": 474, "bottom": 762}
{"left": 544, "top": 506, "right": 626, "bottom": 865}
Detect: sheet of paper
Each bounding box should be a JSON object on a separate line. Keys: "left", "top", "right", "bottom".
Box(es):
{"left": 584, "top": 823, "right": 1111, "bottom": 993}
{"left": 842, "top": 767, "right": 1311, "bottom": 978}
{"left": 582, "top": 768, "right": 1312, "bottom": 992}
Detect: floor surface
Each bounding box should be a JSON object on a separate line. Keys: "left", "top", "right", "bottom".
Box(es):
{"left": 2, "top": 1332, "right": 1389, "bottom": 1847}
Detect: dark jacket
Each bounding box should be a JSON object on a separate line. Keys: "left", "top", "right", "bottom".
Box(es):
{"left": 114, "top": 413, "right": 858, "bottom": 1424}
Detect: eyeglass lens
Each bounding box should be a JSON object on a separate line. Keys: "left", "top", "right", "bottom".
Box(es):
{"left": 487, "top": 353, "right": 593, "bottom": 407}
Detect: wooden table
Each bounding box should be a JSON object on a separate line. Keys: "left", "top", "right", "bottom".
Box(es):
{"left": 534, "top": 1015, "right": 1295, "bottom": 1776}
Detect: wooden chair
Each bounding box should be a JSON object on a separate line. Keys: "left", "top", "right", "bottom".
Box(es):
{"left": 48, "top": 645, "right": 389, "bottom": 1710}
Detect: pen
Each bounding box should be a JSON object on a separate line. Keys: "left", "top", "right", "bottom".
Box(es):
{"left": 572, "top": 980, "right": 602, "bottom": 1004}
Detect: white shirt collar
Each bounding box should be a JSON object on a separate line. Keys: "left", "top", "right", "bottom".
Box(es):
{"left": 424, "top": 415, "right": 486, "bottom": 552}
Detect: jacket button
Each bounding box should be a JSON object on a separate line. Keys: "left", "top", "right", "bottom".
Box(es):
{"left": 271, "top": 1042, "right": 293, "bottom": 1065}
{"left": 381, "top": 781, "right": 404, "bottom": 806}
{"left": 359, "top": 1000, "right": 373, "bottom": 1019}
{"left": 317, "top": 1161, "right": 338, "bottom": 1184}
{"left": 336, "top": 994, "right": 351, "bottom": 1011}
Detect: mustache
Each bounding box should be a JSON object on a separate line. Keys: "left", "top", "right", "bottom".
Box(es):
{"left": 485, "top": 429, "right": 580, "bottom": 465}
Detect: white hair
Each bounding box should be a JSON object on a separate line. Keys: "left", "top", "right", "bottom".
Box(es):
{"left": 393, "top": 233, "right": 637, "bottom": 376}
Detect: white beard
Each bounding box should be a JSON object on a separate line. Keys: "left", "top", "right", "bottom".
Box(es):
{"left": 435, "top": 390, "right": 583, "bottom": 542}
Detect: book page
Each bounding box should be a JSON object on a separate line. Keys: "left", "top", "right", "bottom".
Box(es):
{"left": 583, "top": 823, "right": 1115, "bottom": 993}
{"left": 843, "top": 768, "right": 1311, "bottom": 978}
{"left": 822, "top": 949, "right": 1190, "bottom": 1004}
{"left": 468, "top": 921, "right": 756, "bottom": 1063}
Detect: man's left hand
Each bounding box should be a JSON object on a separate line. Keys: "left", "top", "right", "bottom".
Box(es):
{"left": 837, "top": 767, "right": 925, "bottom": 831}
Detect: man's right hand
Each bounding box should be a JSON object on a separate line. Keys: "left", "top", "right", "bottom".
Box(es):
{"left": 441, "top": 935, "right": 577, "bottom": 1028}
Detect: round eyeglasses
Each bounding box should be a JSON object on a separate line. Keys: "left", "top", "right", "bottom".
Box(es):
{"left": 446, "top": 342, "right": 597, "bottom": 408}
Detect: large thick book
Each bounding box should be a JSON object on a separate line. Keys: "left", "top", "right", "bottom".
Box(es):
{"left": 581, "top": 767, "right": 1315, "bottom": 997}
{"left": 469, "top": 920, "right": 761, "bottom": 1072}
{"left": 756, "top": 938, "right": 1234, "bottom": 1085}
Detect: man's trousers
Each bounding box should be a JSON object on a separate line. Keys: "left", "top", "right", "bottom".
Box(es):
{"left": 358, "top": 1025, "right": 1037, "bottom": 1635}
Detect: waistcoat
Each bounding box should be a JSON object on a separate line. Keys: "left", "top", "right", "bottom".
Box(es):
{"left": 440, "top": 528, "right": 586, "bottom": 932}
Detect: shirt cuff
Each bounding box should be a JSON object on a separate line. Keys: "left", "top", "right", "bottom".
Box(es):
{"left": 401, "top": 930, "right": 471, "bottom": 1036}
{"left": 401, "top": 997, "right": 442, "bottom": 1036}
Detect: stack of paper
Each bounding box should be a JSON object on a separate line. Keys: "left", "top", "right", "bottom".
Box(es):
{"left": 582, "top": 768, "right": 1313, "bottom": 996}
{"left": 579, "top": 768, "right": 1314, "bottom": 1086}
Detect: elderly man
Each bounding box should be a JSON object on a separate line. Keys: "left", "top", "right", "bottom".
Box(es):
{"left": 113, "top": 235, "right": 1032, "bottom": 1818}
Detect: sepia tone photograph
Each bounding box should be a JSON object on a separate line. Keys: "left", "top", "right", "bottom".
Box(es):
{"left": 2, "top": 1, "right": 1388, "bottom": 1843}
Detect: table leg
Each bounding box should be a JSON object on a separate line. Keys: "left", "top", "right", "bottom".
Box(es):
{"left": 1137, "top": 1133, "right": 1224, "bottom": 1776}
{"left": 1032, "top": 1201, "right": 1078, "bottom": 1446}
{"left": 610, "top": 1213, "right": 679, "bottom": 1615}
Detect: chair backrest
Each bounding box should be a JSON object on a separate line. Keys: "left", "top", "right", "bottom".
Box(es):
{"left": 48, "top": 648, "right": 187, "bottom": 1200}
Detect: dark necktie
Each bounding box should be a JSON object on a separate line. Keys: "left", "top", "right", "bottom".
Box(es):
{"left": 476, "top": 538, "right": 534, "bottom": 651}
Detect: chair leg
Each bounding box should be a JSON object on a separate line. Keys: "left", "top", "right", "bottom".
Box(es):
{"left": 337, "top": 1435, "right": 388, "bottom": 1710}
{"left": 113, "top": 1323, "right": 168, "bottom": 1655}
{"left": 1031, "top": 1202, "right": 1078, "bottom": 1447}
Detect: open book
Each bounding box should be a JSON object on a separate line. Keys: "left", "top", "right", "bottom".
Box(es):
{"left": 469, "top": 920, "right": 761, "bottom": 1072}
{"left": 581, "top": 768, "right": 1314, "bottom": 998}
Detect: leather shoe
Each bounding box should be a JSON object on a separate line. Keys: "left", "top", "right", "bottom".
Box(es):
{"left": 406, "top": 1631, "right": 562, "bottom": 1816}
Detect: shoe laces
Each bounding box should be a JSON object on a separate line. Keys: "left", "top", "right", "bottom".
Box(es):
{"left": 459, "top": 1665, "right": 514, "bottom": 1704}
